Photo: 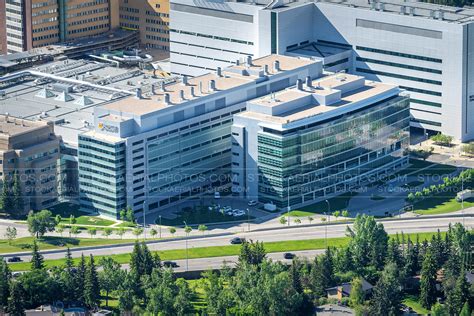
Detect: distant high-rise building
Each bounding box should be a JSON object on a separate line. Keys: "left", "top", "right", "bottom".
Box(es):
{"left": 0, "top": 0, "right": 120, "bottom": 54}
{"left": 118, "top": 0, "right": 170, "bottom": 58}
{"left": 169, "top": 0, "right": 474, "bottom": 141}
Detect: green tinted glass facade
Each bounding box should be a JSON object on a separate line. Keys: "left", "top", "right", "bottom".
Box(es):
{"left": 78, "top": 135, "right": 127, "bottom": 218}
{"left": 257, "top": 96, "right": 410, "bottom": 207}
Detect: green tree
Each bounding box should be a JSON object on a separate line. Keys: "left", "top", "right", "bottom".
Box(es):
{"left": 54, "top": 215, "right": 62, "bottom": 225}
{"left": 11, "top": 171, "right": 23, "bottom": 214}
{"left": 0, "top": 260, "right": 11, "bottom": 311}
{"left": 132, "top": 227, "right": 143, "bottom": 239}
{"left": 84, "top": 255, "right": 100, "bottom": 309}
{"left": 311, "top": 248, "right": 333, "bottom": 297}
{"left": 347, "top": 214, "right": 388, "bottom": 270}
{"left": 198, "top": 224, "right": 208, "bottom": 235}
{"left": 279, "top": 216, "right": 287, "bottom": 225}
{"left": 56, "top": 224, "right": 65, "bottom": 237}
{"left": 174, "top": 278, "right": 194, "bottom": 316}
{"left": 4, "top": 226, "right": 16, "bottom": 245}
{"left": 61, "top": 248, "right": 76, "bottom": 302}
{"left": 30, "top": 240, "right": 44, "bottom": 270}
{"left": 102, "top": 227, "right": 112, "bottom": 239}
{"left": 126, "top": 206, "right": 135, "bottom": 223}
{"left": 69, "top": 215, "right": 76, "bottom": 225}
{"left": 459, "top": 301, "right": 471, "bottom": 316}
{"left": 87, "top": 227, "right": 97, "bottom": 238}
{"left": 431, "top": 303, "right": 448, "bottom": 316}
{"left": 19, "top": 269, "right": 59, "bottom": 309}
{"left": 349, "top": 277, "right": 365, "bottom": 307}
{"left": 150, "top": 228, "right": 157, "bottom": 239}
{"left": 238, "top": 240, "right": 266, "bottom": 265}
{"left": 342, "top": 210, "right": 350, "bottom": 218}
{"left": 169, "top": 227, "right": 176, "bottom": 237}
{"left": 76, "top": 255, "right": 87, "bottom": 304}
{"left": 461, "top": 142, "right": 474, "bottom": 155}
{"left": 99, "top": 257, "right": 122, "bottom": 306}
{"left": 184, "top": 225, "right": 192, "bottom": 235}
{"left": 369, "top": 263, "right": 401, "bottom": 316}
{"left": 27, "top": 210, "right": 56, "bottom": 238}
{"left": 1, "top": 177, "right": 13, "bottom": 214}
{"left": 333, "top": 210, "right": 340, "bottom": 219}
{"left": 7, "top": 282, "right": 25, "bottom": 316}
{"left": 119, "top": 209, "right": 126, "bottom": 221}
{"left": 420, "top": 249, "right": 438, "bottom": 309}
{"left": 446, "top": 270, "right": 470, "bottom": 315}
{"left": 69, "top": 226, "right": 79, "bottom": 238}
{"left": 308, "top": 216, "right": 314, "bottom": 224}
{"left": 115, "top": 227, "right": 126, "bottom": 239}
{"left": 431, "top": 133, "right": 453, "bottom": 147}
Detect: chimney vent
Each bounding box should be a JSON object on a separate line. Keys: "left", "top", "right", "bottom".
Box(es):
{"left": 151, "top": 84, "right": 156, "bottom": 95}
{"left": 160, "top": 81, "right": 166, "bottom": 92}
{"left": 179, "top": 90, "right": 185, "bottom": 101}
{"left": 246, "top": 56, "right": 253, "bottom": 66}
{"left": 164, "top": 93, "right": 171, "bottom": 105}
{"left": 182, "top": 75, "right": 188, "bottom": 86}
{"left": 190, "top": 86, "right": 195, "bottom": 97}
{"left": 135, "top": 88, "right": 142, "bottom": 99}
{"left": 273, "top": 60, "right": 280, "bottom": 72}
{"left": 296, "top": 79, "right": 303, "bottom": 91}
{"left": 209, "top": 80, "right": 216, "bottom": 92}
{"left": 305, "top": 76, "right": 313, "bottom": 89}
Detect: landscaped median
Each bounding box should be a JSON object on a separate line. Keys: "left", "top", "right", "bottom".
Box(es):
{"left": 5, "top": 231, "right": 452, "bottom": 272}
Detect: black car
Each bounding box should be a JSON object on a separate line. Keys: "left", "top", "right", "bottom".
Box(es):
{"left": 230, "top": 237, "right": 245, "bottom": 244}
{"left": 162, "top": 261, "right": 179, "bottom": 268}
{"left": 7, "top": 257, "right": 22, "bottom": 263}
{"left": 283, "top": 253, "right": 295, "bottom": 260}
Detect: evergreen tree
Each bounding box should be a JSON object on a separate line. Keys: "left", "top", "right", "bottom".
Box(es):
{"left": 369, "top": 263, "right": 401, "bottom": 316}
{"left": 404, "top": 236, "right": 419, "bottom": 277}
{"left": 0, "top": 259, "right": 11, "bottom": 311}
{"left": 173, "top": 278, "right": 193, "bottom": 316}
{"left": 76, "top": 255, "right": 86, "bottom": 304}
{"left": 446, "top": 269, "right": 470, "bottom": 315}
{"left": 420, "top": 249, "right": 438, "bottom": 309}
{"left": 1, "top": 175, "right": 13, "bottom": 215}
{"left": 289, "top": 259, "right": 303, "bottom": 294}
{"left": 62, "top": 248, "right": 76, "bottom": 302}
{"left": 431, "top": 303, "right": 448, "bottom": 316}
{"left": 238, "top": 240, "right": 266, "bottom": 265}
{"left": 141, "top": 242, "right": 154, "bottom": 276}
{"left": 387, "top": 237, "right": 403, "bottom": 269}
{"left": 130, "top": 241, "right": 143, "bottom": 275}
{"left": 459, "top": 301, "right": 471, "bottom": 316}
{"left": 311, "top": 248, "right": 333, "bottom": 297}
{"left": 11, "top": 171, "right": 23, "bottom": 214}
{"left": 84, "top": 255, "right": 100, "bottom": 309}
{"left": 30, "top": 240, "right": 44, "bottom": 270}
{"left": 7, "top": 282, "right": 25, "bottom": 316}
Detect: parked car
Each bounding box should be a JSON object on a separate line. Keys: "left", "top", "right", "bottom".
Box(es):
{"left": 233, "top": 210, "right": 245, "bottom": 217}
{"left": 283, "top": 253, "right": 295, "bottom": 260}
{"left": 230, "top": 237, "right": 245, "bottom": 244}
{"left": 7, "top": 257, "right": 22, "bottom": 263}
{"left": 214, "top": 192, "right": 221, "bottom": 199}
{"left": 225, "top": 210, "right": 234, "bottom": 216}
{"left": 162, "top": 261, "right": 179, "bottom": 268}
{"left": 248, "top": 200, "right": 258, "bottom": 206}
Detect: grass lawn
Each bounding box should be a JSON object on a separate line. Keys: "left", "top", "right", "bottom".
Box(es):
{"left": 158, "top": 207, "right": 254, "bottom": 226}
{"left": 288, "top": 192, "right": 357, "bottom": 216}
{"left": 390, "top": 159, "right": 457, "bottom": 179}
{"left": 48, "top": 202, "right": 116, "bottom": 227}
{"left": 414, "top": 196, "right": 474, "bottom": 215}
{"left": 116, "top": 221, "right": 137, "bottom": 228}
{"left": 402, "top": 295, "right": 430, "bottom": 315}
{"left": 6, "top": 231, "right": 448, "bottom": 272}
{"left": 187, "top": 279, "right": 207, "bottom": 313}
{"left": 0, "top": 236, "right": 135, "bottom": 254}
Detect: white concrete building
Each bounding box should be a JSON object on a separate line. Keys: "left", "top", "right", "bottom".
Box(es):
{"left": 170, "top": 0, "right": 474, "bottom": 141}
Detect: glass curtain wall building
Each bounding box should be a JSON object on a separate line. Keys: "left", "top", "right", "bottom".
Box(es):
{"left": 232, "top": 74, "right": 410, "bottom": 209}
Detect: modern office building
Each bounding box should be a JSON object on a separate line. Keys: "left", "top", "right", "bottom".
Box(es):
{"left": 0, "top": 55, "right": 172, "bottom": 203}
{"left": 231, "top": 73, "right": 410, "bottom": 208}
{"left": 0, "top": 115, "right": 61, "bottom": 212}
{"left": 0, "top": 0, "right": 120, "bottom": 54}
{"left": 169, "top": 0, "right": 474, "bottom": 141}
{"left": 78, "top": 55, "right": 319, "bottom": 218}
{"left": 118, "top": 0, "right": 170, "bottom": 57}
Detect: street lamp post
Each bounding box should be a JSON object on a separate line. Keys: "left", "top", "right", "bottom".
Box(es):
{"left": 287, "top": 177, "right": 291, "bottom": 226}
{"left": 143, "top": 201, "right": 147, "bottom": 240}
{"left": 246, "top": 208, "right": 250, "bottom": 232}
{"left": 159, "top": 215, "right": 162, "bottom": 239}
{"left": 183, "top": 221, "right": 189, "bottom": 271}
{"left": 325, "top": 199, "right": 330, "bottom": 223}
{"left": 324, "top": 199, "right": 330, "bottom": 248}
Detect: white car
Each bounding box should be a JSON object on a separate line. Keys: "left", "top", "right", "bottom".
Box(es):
{"left": 214, "top": 192, "right": 221, "bottom": 199}
{"left": 233, "top": 209, "right": 246, "bottom": 217}
{"left": 248, "top": 200, "right": 258, "bottom": 206}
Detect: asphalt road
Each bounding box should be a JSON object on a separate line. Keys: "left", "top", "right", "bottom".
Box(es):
{"left": 5, "top": 215, "right": 472, "bottom": 262}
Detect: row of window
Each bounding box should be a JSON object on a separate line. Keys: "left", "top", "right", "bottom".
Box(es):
{"left": 170, "top": 29, "right": 254, "bottom": 46}
{"left": 356, "top": 46, "right": 442, "bottom": 63}
{"left": 170, "top": 40, "right": 253, "bottom": 57}
{"left": 356, "top": 68, "right": 442, "bottom": 85}
{"left": 171, "top": 50, "right": 234, "bottom": 65}
{"left": 356, "top": 57, "right": 442, "bottom": 74}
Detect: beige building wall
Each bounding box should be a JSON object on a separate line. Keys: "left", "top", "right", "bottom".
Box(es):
{"left": 119, "top": 0, "right": 169, "bottom": 58}
{"left": 0, "top": 116, "right": 60, "bottom": 213}
{"left": 65, "top": 0, "right": 111, "bottom": 40}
